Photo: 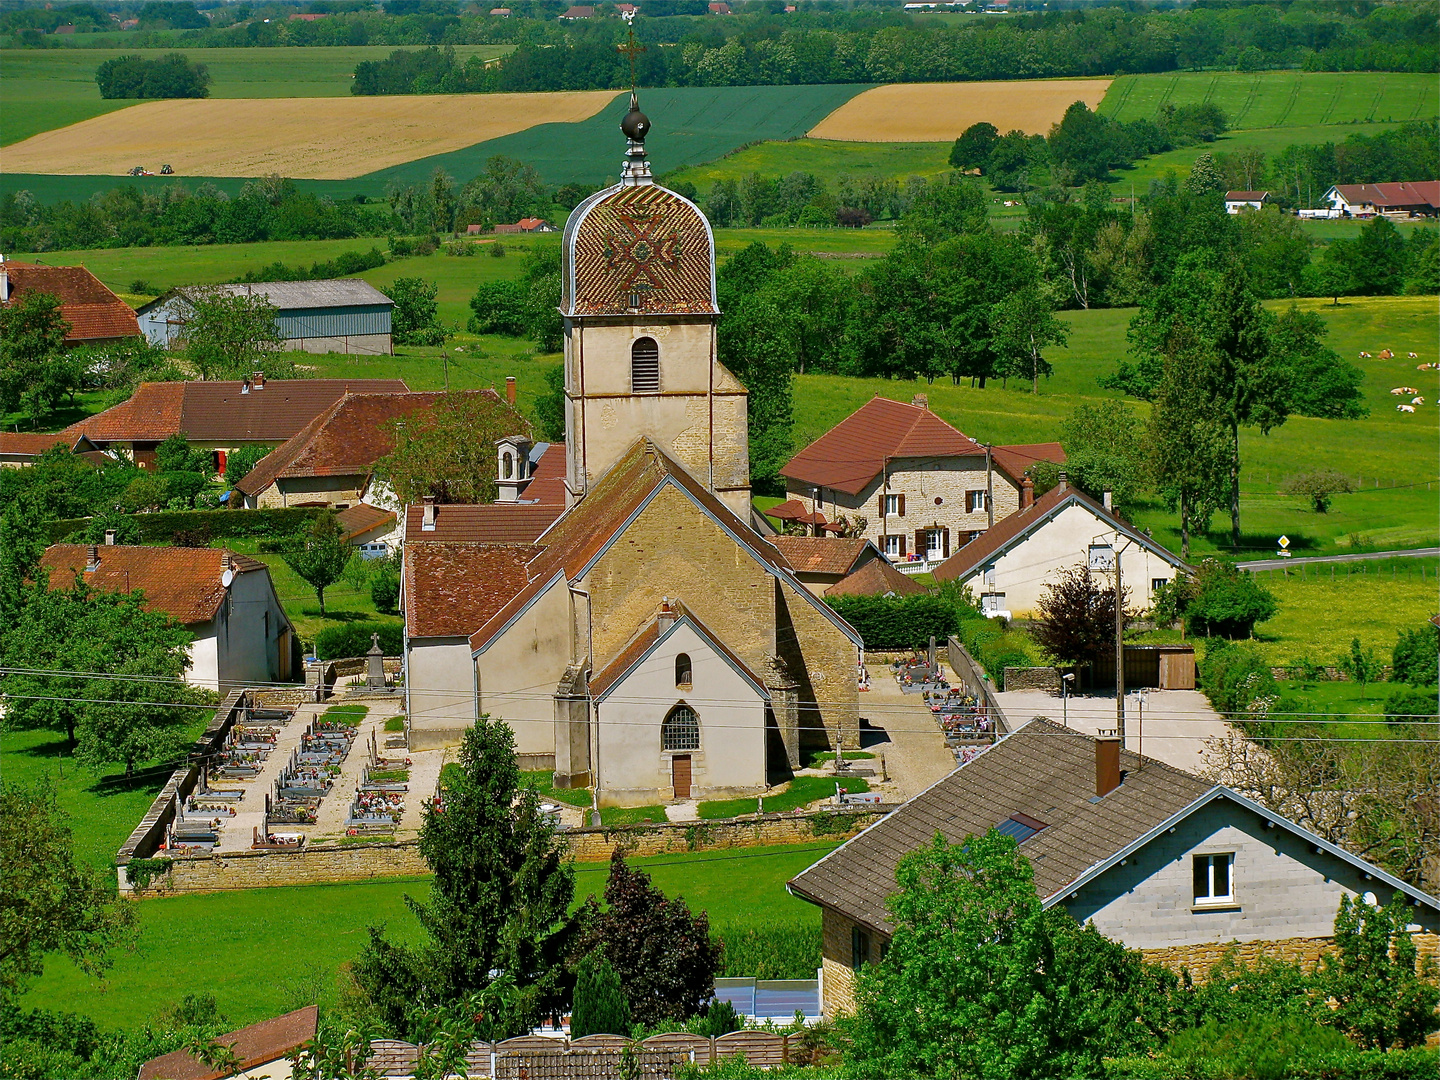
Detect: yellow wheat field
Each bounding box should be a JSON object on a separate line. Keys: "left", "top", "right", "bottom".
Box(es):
{"left": 808, "top": 79, "right": 1111, "bottom": 142}
{"left": 1, "top": 91, "right": 621, "bottom": 179}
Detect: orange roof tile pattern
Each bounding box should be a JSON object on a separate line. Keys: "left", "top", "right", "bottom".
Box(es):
{"left": 563, "top": 183, "right": 717, "bottom": 316}
{"left": 2, "top": 262, "right": 140, "bottom": 342}
{"left": 825, "top": 557, "right": 927, "bottom": 598}
{"left": 404, "top": 542, "right": 539, "bottom": 638}
{"left": 41, "top": 544, "right": 266, "bottom": 624}
{"left": 768, "top": 536, "right": 870, "bottom": 576}
{"left": 139, "top": 1006, "right": 318, "bottom": 1080}
{"left": 403, "top": 502, "right": 563, "bottom": 543}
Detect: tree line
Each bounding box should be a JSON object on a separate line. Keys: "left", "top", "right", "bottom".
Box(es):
{"left": 94, "top": 52, "right": 210, "bottom": 99}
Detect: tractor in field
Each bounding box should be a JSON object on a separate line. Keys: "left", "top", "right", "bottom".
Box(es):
{"left": 160, "top": 164, "right": 174, "bottom": 174}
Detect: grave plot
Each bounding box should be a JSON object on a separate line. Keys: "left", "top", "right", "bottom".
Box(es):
{"left": 269, "top": 714, "right": 357, "bottom": 824}
{"left": 345, "top": 731, "right": 411, "bottom": 834}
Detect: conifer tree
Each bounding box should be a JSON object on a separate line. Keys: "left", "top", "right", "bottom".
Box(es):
{"left": 570, "top": 953, "right": 630, "bottom": 1038}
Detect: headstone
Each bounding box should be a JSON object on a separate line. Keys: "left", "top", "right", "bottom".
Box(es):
{"left": 366, "top": 632, "right": 386, "bottom": 689}
{"left": 928, "top": 635, "right": 937, "bottom": 672}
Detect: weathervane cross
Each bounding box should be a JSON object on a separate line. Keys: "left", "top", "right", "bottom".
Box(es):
{"left": 618, "top": 10, "right": 646, "bottom": 91}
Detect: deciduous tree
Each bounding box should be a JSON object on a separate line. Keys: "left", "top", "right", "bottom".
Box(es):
{"left": 281, "top": 514, "right": 351, "bottom": 615}
{"left": 1318, "top": 893, "right": 1440, "bottom": 1049}
{"left": 1058, "top": 400, "right": 1146, "bottom": 512}
{"left": 178, "top": 289, "right": 282, "bottom": 380}
{"left": 1280, "top": 470, "right": 1354, "bottom": 512}
{"left": 1031, "top": 563, "right": 1131, "bottom": 672}
{"left": 988, "top": 284, "right": 1067, "bottom": 393}
{"left": 375, "top": 391, "right": 526, "bottom": 505}
{"left": 389, "top": 277, "right": 446, "bottom": 346}
{"left": 0, "top": 291, "right": 76, "bottom": 423}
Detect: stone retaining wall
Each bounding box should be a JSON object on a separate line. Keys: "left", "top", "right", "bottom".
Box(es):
{"left": 1002, "top": 666, "right": 1061, "bottom": 693}
{"left": 130, "top": 806, "right": 894, "bottom": 896}
{"left": 1140, "top": 932, "right": 1440, "bottom": 978}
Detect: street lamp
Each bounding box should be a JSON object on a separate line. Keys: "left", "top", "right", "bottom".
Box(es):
{"left": 1061, "top": 671, "right": 1076, "bottom": 728}
{"left": 1133, "top": 687, "right": 1150, "bottom": 766}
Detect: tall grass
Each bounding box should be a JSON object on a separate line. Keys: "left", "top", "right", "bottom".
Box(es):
{"left": 714, "top": 923, "right": 822, "bottom": 980}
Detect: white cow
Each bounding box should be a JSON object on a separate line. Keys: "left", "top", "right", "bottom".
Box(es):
{"left": 1412, "top": 396, "right": 1426, "bottom": 405}
{"left": 1397, "top": 404, "right": 1416, "bottom": 413}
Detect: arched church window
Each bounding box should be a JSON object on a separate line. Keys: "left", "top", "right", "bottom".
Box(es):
{"left": 675, "top": 653, "right": 692, "bottom": 689}
{"left": 631, "top": 337, "right": 660, "bottom": 394}
{"left": 662, "top": 705, "right": 700, "bottom": 751}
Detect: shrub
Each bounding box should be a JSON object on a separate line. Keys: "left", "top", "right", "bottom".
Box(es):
{"left": 1384, "top": 687, "right": 1438, "bottom": 730}
{"left": 1199, "top": 640, "right": 1278, "bottom": 719}
{"left": 371, "top": 564, "right": 400, "bottom": 613}
{"left": 691, "top": 1000, "right": 742, "bottom": 1038}
{"left": 313, "top": 622, "right": 403, "bottom": 660}
{"left": 824, "top": 594, "right": 959, "bottom": 651}
{"left": 222, "top": 443, "right": 277, "bottom": 483}
{"left": 1108, "top": 1015, "right": 1358, "bottom": 1080}
{"left": 714, "top": 923, "right": 821, "bottom": 980}
{"left": 1336, "top": 637, "right": 1383, "bottom": 686}
{"left": 1281, "top": 470, "right": 1355, "bottom": 513}
{"left": 1179, "top": 560, "right": 1278, "bottom": 639}
{"left": 570, "top": 953, "right": 630, "bottom": 1039}
{"left": 1391, "top": 625, "right": 1438, "bottom": 686}
{"left": 47, "top": 508, "right": 330, "bottom": 545}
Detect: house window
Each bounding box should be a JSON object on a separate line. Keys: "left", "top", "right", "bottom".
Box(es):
{"left": 1193, "top": 853, "right": 1235, "bottom": 906}
{"left": 631, "top": 337, "right": 660, "bottom": 393}
{"left": 662, "top": 705, "right": 700, "bottom": 751}
{"left": 982, "top": 592, "right": 1006, "bottom": 615}
{"left": 883, "top": 534, "right": 904, "bottom": 558}
{"left": 1088, "top": 544, "right": 1115, "bottom": 571}
{"left": 675, "top": 653, "right": 692, "bottom": 689}
{"left": 884, "top": 493, "right": 900, "bottom": 516}
{"left": 926, "top": 529, "right": 945, "bottom": 558}
{"left": 967, "top": 489, "right": 987, "bottom": 513}
{"left": 851, "top": 926, "right": 870, "bottom": 971}
{"left": 1152, "top": 578, "right": 1168, "bottom": 594}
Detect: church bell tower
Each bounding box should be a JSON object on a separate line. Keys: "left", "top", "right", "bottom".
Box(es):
{"left": 558, "top": 93, "right": 750, "bottom": 516}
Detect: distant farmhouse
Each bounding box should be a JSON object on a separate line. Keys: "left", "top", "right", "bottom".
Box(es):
{"left": 1224, "top": 190, "right": 1270, "bottom": 214}
{"left": 491, "top": 217, "right": 557, "bottom": 234}
{"left": 0, "top": 378, "right": 407, "bottom": 472}
{"left": 138, "top": 280, "right": 396, "bottom": 356}
{"left": 0, "top": 259, "right": 140, "bottom": 346}
{"left": 778, "top": 395, "right": 1064, "bottom": 571}
{"left": 41, "top": 543, "right": 297, "bottom": 690}
{"left": 790, "top": 720, "right": 1440, "bottom": 1018}
{"left": 1323, "top": 181, "right": 1440, "bottom": 218}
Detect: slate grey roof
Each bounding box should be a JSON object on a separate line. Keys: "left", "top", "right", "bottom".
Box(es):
{"left": 787, "top": 719, "right": 1213, "bottom": 934}
{"left": 189, "top": 280, "right": 393, "bottom": 310}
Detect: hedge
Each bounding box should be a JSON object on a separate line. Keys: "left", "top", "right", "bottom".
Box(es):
{"left": 314, "top": 622, "right": 403, "bottom": 661}
{"left": 47, "top": 507, "right": 331, "bottom": 545}
{"left": 824, "top": 594, "right": 959, "bottom": 651}
{"left": 956, "top": 617, "right": 1041, "bottom": 691}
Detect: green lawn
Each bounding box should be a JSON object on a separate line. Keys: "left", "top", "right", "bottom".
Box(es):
{"left": 0, "top": 45, "right": 513, "bottom": 146}
{"left": 21, "top": 842, "right": 835, "bottom": 1030}
{"left": 1099, "top": 71, "right": 1438, "bottom": 128}
{"left": 1250, "top": 557, "right": 1438, "bottom": 666}
{"left": 697, "top": 775, "right": 869, "bottom": 820}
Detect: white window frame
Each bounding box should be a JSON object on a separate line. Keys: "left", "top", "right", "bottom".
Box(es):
{"left": 1088, "top": 544, "right": 1115, "bottom": 571}
{"left": 883, "top": 534, "right": 903, "bottom": 558}
{"left": 1193, "top": 852, "right": 1235, "bottom": 907}
{"left": 967, "top": 489, "right": 986, "bottom": 514}
{"left": 883, "top": 493, "right": 901, "bottom": 516}
{"left": 926, "top": 529, "right": 944, "bottom": 558}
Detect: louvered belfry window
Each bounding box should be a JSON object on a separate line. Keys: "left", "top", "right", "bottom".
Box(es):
{"left": 631, "top": 336, "right": 660, "bottom": 393}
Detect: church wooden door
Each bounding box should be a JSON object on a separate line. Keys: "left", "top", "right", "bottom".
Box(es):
{"left": 671, "top": 755, "right": 692, "bottom": 800}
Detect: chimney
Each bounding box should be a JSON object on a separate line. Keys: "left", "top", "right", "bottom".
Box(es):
{"left": 1020, "top": 475, "right": 1034, "bottom": 510}
{"left": 104, "top": 529, "right": 117, "bottom": 546}
{"left": 1096, "top": 737, "right": 1121, "bottom": 798}
{"left": 505, "top": 376, "right": 517, "bottom": 406}
{"left": 1058, "top": 471, "right": 1068, "bottom": 493}
{"left": 240, "top": 378, "right": 250, "bottom": 395}
{"left": 657, "top": 597, "right": 676, "bottom": 631}
{"left": 1103, "top": 490, "right": 1113, "bottom": 512}
{"left": 421, "top": 495, "right": 436, "bottom": 532}
{"left": 911, "top": 393, "right": 928, "bottom": 409}
{"left": 85, "top": 545, "right": 100, "bottom": 571}
{"left": 251, "top": 370, "right": 265, "bottom": 390}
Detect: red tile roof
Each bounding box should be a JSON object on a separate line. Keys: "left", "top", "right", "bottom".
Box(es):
{"left": 53, "top": 379, "right": 409, "bottom": 447}
{"left": 769, "top": 536, "right": 871, "bottom": 577}
{"left": 1225, "top": 190, "right": 1269, "bottom": 201}
{"left": 41, "top": 545, "right": 269, "bottom": 625}
{"left": 2, "top": 262, "right": 140, "bottom": 343}
{"left": 404, "top": 502, "right": 564, "bottom": 543}
{"left": 235, "top": 390, "right": 526, "bottom": 496}
{"left": 335, "top": 503, "right": 396, "bottom": 542}
{"left": 1331, "top": 181, "right": 1440, "bottom": 210}
{"left": 989, "top": 442, "right": 1066, "bottom": 483}
{"left": 0, "top": 432, "right": 74, "bottom": 456}
{"left": 781, "top": 396, "right": 985, "bottom": 496}
{"left": 825, "top": 558, "right": 927, "bottom": 598}
{"left": 404, "top": 543, "right": 539, "bottom": 639}
{"left": 138, "top": 1006, "right": 317, "bottom": 1080}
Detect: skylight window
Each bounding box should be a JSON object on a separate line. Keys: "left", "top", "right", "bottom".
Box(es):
{"left": 995, "top": 813, "right": 1049, "bottom": 844}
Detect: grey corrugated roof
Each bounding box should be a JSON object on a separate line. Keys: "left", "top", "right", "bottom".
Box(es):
{"left": 787, "top": 719, "right": 1214, "bottom": 934}
{"left": 194, "top": 280, "right": 393, "bottom": 310}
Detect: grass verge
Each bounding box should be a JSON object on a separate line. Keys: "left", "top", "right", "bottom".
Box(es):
{"left": 697, "top": 775, "right": 870, "bottom": 820}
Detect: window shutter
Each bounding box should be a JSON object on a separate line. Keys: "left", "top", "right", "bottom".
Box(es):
{"left": 898, "top": 493, "right": 906, "bottom": 517}
{"left": 942, "top": 528, "right": 951, "bottom": 557}
{"left": 899, "top": 534, "right": 907, "bottom": 555}
{"left": 878, "top": 492, "right": 885, "bottom": 515}
{"left": 914, "top": 529, "right": 925, "bottom": 555}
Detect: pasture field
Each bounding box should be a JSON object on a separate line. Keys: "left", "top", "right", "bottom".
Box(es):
{"left": 809, "top": 79, "right": 1110, "bottom": 141}
{"left": 664, "top": 138, "right": 951, "bottom": 194}
{"left": 20, "top": 843, "right": 832, "bottom": 1029}
{"left": 1099, "top": 71, "right": 1439, "bottom": 129}
{"left": 0, "top": 45, "right": 513, "bottom": 146}
{"left": 4, "top": 90, "right": 618, "bottom": 180}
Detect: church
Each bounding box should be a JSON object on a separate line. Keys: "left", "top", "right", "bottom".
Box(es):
{"left": 402, "top": 96, "right": 863, "bottom": 807}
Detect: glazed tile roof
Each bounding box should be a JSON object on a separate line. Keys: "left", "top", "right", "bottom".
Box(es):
{"left": 788, "top": 720, "right": 1214, "bottom": 934}
{"left": 2, "top": 262, "right": 140, "bottom": 342}
{"left": 403, "top": 502, "right": 564, "bottom": 543}
{"left": 404, "top": 542, "right": 539, "bottom": 639}
{"left": 825, "top": 557, "right": 927, "bottom": 598}
{"left": 41, "top": 545, "right": 269, "bottom": 625}
{"left": 235, "top": 390, "right": 526, "bottom": 496}
{"left": 563, "top": 182, "right": 718, "bottom": 316}
{"left": 138, "top": 1006, "right": 317, "bottom": 1080}
{"left": 769, "top": 536, "right": 872, "bottom": 577}
{"left": 53, "top": 379, "right": 408, "bottom": 445}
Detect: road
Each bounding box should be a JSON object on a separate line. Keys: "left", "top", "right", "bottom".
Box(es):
{"left": 1237, "top": 547, "right": 1438, "bottom": 571}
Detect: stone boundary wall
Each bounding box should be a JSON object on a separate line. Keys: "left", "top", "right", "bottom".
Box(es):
{"left": 1141, "top": 932, "right": 1440, "bottom": 978}
{"left": 1003, "top": 666, "right": 1061, "bottom": 693}
{"left": 129, "top": 806, "right": 894, "bottom": 896}
{"left": 946, "top": 637, "right": 1011, "bottom": 736}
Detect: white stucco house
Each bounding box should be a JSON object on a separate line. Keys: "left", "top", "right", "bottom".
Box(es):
{"left": 41, "top": 544, "right": 297, "bottom": 690}
{"left": 932, "top": 477, "right": 1188, "bottom": 618}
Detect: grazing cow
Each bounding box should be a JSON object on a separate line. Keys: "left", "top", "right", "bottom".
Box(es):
{"left": 1412, "top": 396, "right": 1425, "bottom": 405}
{"left": 1409, "top": 352, "right": 1419, "bottom": 358}
{"left": 1391, "top": 387, "right": 1407, "bottom": 395}
{"left": 1379, "top": 349, "right": 1394, "bottom": 359}
{"left": 1360, "top": 351, "right": 1372, "bottom": 358}
{"left": 1397, "top": 404, "right": 1416, "bottom": 413}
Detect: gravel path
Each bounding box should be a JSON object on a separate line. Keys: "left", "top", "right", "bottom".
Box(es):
{"left": 859, "top": 671, "right": 957, "bottom": 801}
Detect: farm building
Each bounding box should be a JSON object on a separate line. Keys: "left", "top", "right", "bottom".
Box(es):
{"left": 1323, "top": 181, "right": 1440, "bottom": 218}
{"left": 137, "top": 280, "right": 395, "bottom": 356}
{"left": 1224, "top": 190, "right": 1270, "bottom": 214}
{"left": 493, "top": 217, "right": 557, "bottom": 234}
{"left": 0, "top": 259, "right": 140, "bottom": 346}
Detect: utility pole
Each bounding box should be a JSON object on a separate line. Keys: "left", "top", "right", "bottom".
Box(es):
{"left": 442, "top": 351, "right": 450, "bottom": 393}
{"left": 984, "top": 444, "right": 994, "bottom": 529}
{"left": 1115, "top": 529, "right": 1125, "bottom": 745}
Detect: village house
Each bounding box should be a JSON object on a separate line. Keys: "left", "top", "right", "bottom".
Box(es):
{"left": 778, "top": 395, "right": 1065, "bottom": 571}
{"left": 40, "top": 543, "right": 296, "bottom": 691}
{"left": 1323, "top": 181, "right": 1440, "bottom": 218}
{"left": 138, "top": 280, "right": 396, "bottom": 356}
{"left": 232, "top": 389, "right": 528, "bottom": 509}
{"left": 930, "top": 475, "right": 1188, "bottom": 617}
{"left": 0, "top": 259, "right": 140, "bottom": 346}
{"left": 492, "top": 217, "right": 558, "bottom": 234}
{"left": 768, "top": 536, "right": 887, "bottom": 596}
{"left": 335, "top": 503, "right": 400, "bottom": 559}
{"left": 1224, "top": 190, "right": 1270, "bottom": 214}
{"left": 0, "top": 377, "right": 408, "bottom": 471}
{"left": 400, "top": 97, "right": 863, "bottom": 806}
{"left": 788, "top": 720, "right": 1440, "bottom": 1018}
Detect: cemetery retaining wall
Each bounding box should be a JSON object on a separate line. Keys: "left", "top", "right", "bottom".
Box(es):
{"left": 946, "top": 637, "right": 1011, "bottom": 736}
{"left": 1003, "top": 666, "right": 1062, "bottom": 693}
{"left": 126, "top": 805, "right": 894, "bottom": 895}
